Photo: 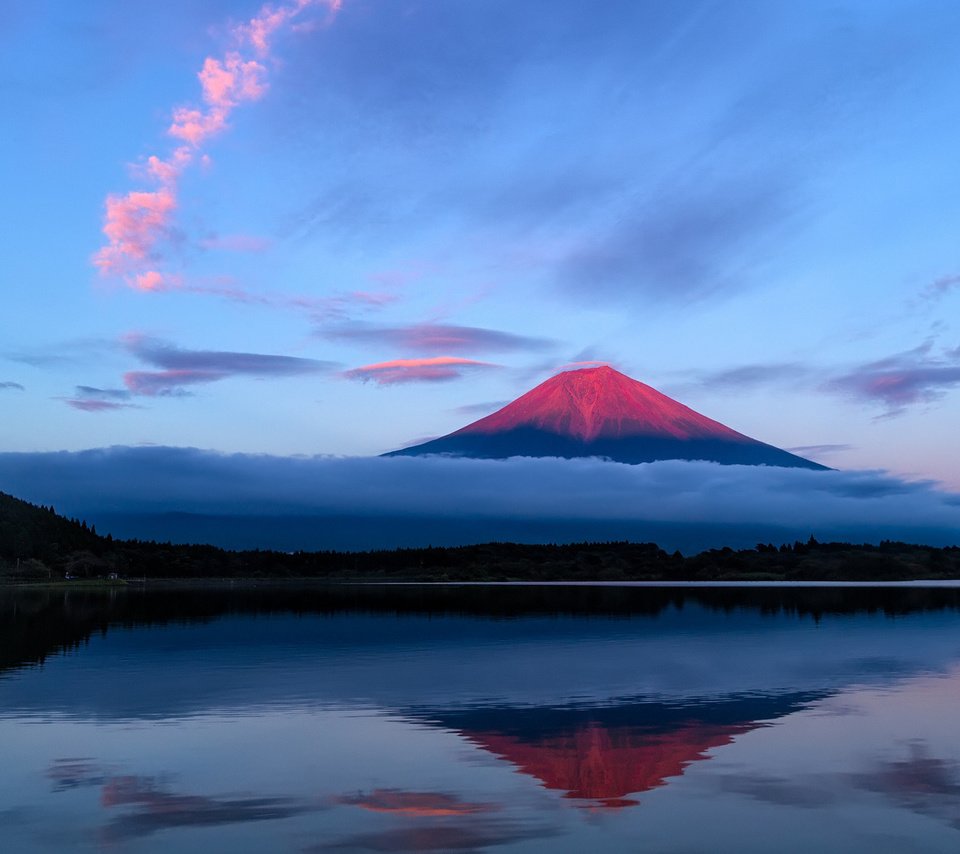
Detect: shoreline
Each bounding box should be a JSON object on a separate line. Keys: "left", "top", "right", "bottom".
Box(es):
{"left": 7, "top": 577, "right": 960, "bottom": 590}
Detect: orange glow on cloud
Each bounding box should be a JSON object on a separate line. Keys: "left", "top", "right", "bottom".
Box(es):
{"left": 94, "top": 0, "right": 342, "bottom": 290}
{"left": 336, "top": 789, "right": 496, "bottom": 817}
{"left": 344, "top": 356, "right": 497, "bottom": 385}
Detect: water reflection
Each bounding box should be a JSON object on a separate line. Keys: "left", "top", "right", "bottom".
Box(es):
{"left": 4, "top": 585, "right": 960, "bottom": 852}
{"left": 413, "top": 694, "right": 821, "bottom": 808}
{"left": 335, "top": 790, "right": 497, "bottom": 817}
{"left": 49, "top": 760, "right": 318, "bottom": 843}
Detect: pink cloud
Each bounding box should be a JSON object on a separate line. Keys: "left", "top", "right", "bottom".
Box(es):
{"left": 144, "top": 147, "right": 192, "bottom": 185}
{"left": 825, "top": 341, "right": 960, "bottom": 417}
{"left": 93, "top": 188, "right": 176, "bottom": 275}
{"left": 123, "top": 369, "right": 226, "bottom": 397}
{"left": 322, "top": 323, "right": 552, "bottom": 355}
{"left": 95, "top": 0, "right": 344, "bottom": 290}
{"left": 168, "top": 107, "right": 227, "bottom": 146}
{"left": 199, "top": 54, "right": 267, "bottom": 108}
{"left": 343, "top": 356, "right": 498, "bottom": 385}
{"left": 237, "top": 0, "right": 340, "bottom": 56}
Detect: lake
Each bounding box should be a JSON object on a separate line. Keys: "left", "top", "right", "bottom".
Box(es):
{"left": 3, "top": 584, "right": 960, "bottom": 852}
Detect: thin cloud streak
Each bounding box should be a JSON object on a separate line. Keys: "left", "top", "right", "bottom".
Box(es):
{"left": 786, "top": 444, "right": 853, "bottom": 457}
{"left": 62, "top": 400, "right": 141, "bottom": 413}
{"left": 199, "top": 233, "right": 273, "bottom": 253}
{"left": 322, "top": 323, "right": 554, "bottom": 356}
{"left": 825, "top": 341, "right": 960, "bottom": 417}
{"left": 59, "top": 384, "right": 141, "bottom": 413}
{"left": 0, "top": 381, "right": 25, "bottom": 391}
{"left": 921, "top": 273, "right": 960, "bottom": 302}
{"left": 63, "top": 336, "right": 338, "bottom": 407}
{"left": 451, "top": 400, "right": 509, "bottom": 417}
{"left": 75, "top": 385, "right": 131, "bottom": 401}
{"left": 126, "top": 335, "right": 335, "bottom": 375}
{"left": 343, "top": 357, "right": 498, "bottom": 385}
{"left": 123, "top": 369, "right": 224, "bottom": 397}
{"left": 113, "top": 335, "right": 337, "bottom": 397}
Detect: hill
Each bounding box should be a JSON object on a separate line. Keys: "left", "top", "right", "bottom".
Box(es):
{"left": 0, "top": 492, "right": 105, "bottom": 579}
{"left": 1, "top": 489, "right": 960, "bottom": 582}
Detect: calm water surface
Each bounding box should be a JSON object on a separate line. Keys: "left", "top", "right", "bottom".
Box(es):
{"left": 3, "top": 584, "right": 960, "bottom": 853}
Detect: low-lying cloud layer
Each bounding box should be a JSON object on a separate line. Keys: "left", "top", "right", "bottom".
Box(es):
{"left": 1, "top": 447, "right": 958, "bottom": 552}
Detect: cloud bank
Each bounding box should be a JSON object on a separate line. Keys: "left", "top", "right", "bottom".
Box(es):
{"left": 0, "top": 448, "right": 958, "bottom": 552}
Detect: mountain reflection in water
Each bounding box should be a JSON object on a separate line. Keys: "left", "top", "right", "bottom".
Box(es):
{"left": 4, "top": 584, "right": 960, "bottom": 852}
{"left": 410, "top": 694, "right": 822, "bottom": 807}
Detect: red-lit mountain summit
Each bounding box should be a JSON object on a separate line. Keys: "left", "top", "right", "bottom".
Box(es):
{"left": 387, "top": 365, "right": 826, "bottom": 469}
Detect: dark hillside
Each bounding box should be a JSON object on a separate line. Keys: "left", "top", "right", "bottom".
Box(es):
{"left": 0, "top": 492, "right": 105, "bottom": 578}
{"left": 1, "top": 489, "right": 959, "bottom": 582}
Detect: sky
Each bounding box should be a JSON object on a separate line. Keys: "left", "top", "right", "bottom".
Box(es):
{"left": 2, "top": 0, "right": 960, "bottom": 536}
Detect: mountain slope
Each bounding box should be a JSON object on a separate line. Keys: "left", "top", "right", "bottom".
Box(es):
{"left": 386, "top": 366, "right": 827, "bottom": 469}
{"left": 0, "top": 491, "right": 102, "bottom": 562}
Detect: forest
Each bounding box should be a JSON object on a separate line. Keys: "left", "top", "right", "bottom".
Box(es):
{"left": 2, "top": 490, "right": 959, "bottom": 583}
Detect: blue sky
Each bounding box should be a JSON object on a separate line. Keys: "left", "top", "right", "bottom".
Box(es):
{"left": 2, "top": 0, "right": 960, "bottom": 490}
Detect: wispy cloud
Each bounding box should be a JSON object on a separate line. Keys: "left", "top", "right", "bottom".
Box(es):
{"left": 824, "top": 341, "right": 960, "bottom": 417}
{"left": 343, "top": 357, "right": 498, "bottom": 385}
{"left": 75, "top": 385, "right": 132, "bottom": 401}
{"left": 123, "top": 370, "right": 225, "bottom": 397}
{"left": 786, "top": 444, "right": 853, "bottom": 457}
{"left": 334, "top": 789, "right": 496, "bottom": 817}
{"left": 663, "top": 362, "right": 816, "bottom": 399}
{"left": 4, "top": 338, "right": 119, "bottom": 369}
{"left": 198, "top": 233, "right": 273, "bottom": 253}
{"left": 47, "top": 761, "right": 317, "bottom": 844}
{"left": 921, "top": 273, "right": 960, "bottom": 302}
{"left": 0, "top": 381, "right": 24, "bottom": 391}
{"left": 93, "top": 0, "right": 342, "bottom": 290}
{"left": 322, "top": 323, "right": 554, "bottom": 355}
{"left": 59, "top": 384, "right": 140, "bottom": 413}
{"left": 696, "top": 363, "right": 812, "bottom": 391}
{"left": 554, "top": 178, "right": 793, "bottom": 305}
{"left": 61, "top": 336, "right": 337, "bottom": 408}
{"left": 63, "top": 399, "right": 140, "bottom": 413}
{"left": 119, "top": 335, "right": 336, "bottom": 396}
{"left": 177, "top": 281, "right": 397, "bottom": 319}
{"left": 662, "top": 344, "right": 960, "bottom": 419}
{"left": 450, "top": 400, "right": 509, "bottom": 417}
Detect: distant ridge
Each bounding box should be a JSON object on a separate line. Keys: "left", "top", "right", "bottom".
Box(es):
{"left": 386, "top": 365, "right": 827, "bottom": 469}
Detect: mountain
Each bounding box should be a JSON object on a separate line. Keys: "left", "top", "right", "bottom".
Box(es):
{"left": 386, "top": 365, "right": 827, "bottom": 469}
